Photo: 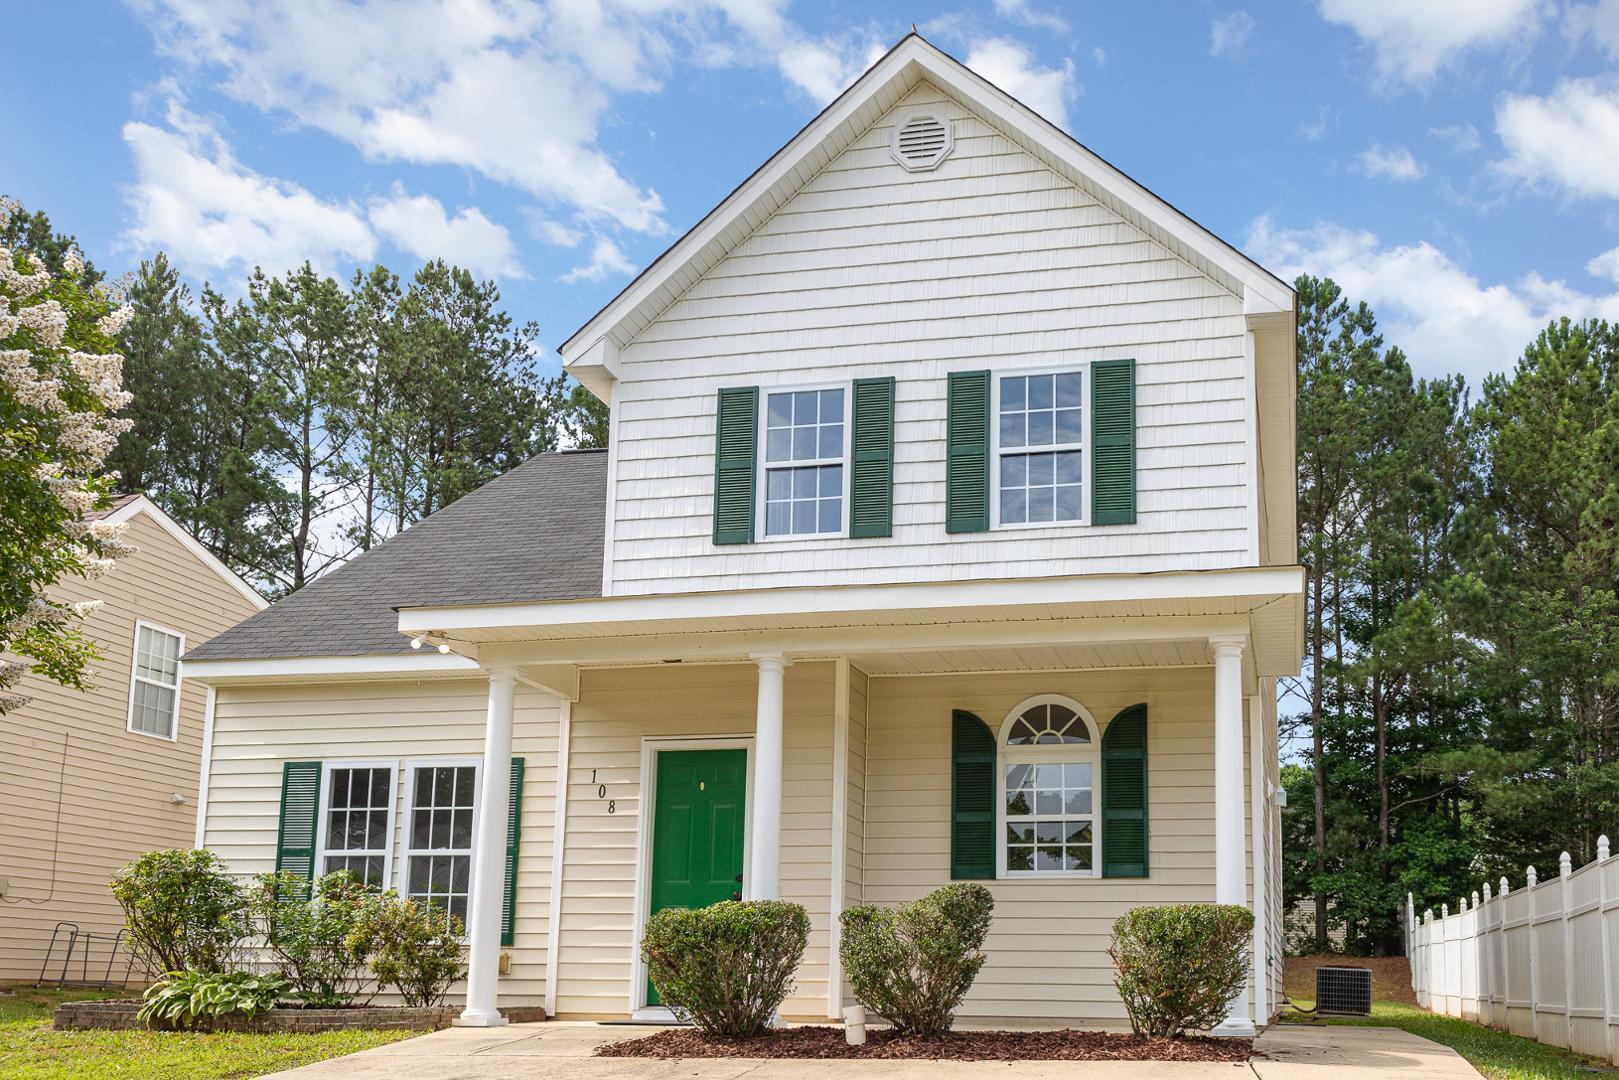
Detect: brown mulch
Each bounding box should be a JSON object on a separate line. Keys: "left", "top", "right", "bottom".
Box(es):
{"left": 595, "top": 1025, "right": 1251, "bottom": 1061}
{"left": 1284, "top": 953, "right": 1417, "bottom": 1007}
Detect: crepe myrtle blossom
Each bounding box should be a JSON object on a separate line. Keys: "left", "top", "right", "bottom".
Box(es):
{"left": 0, "top": 195, "right": 137, "bottom": 713}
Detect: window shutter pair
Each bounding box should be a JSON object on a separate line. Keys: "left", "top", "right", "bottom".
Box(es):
{"left": 711, "top": 379, "right": 895, "bottom": 543}
{"left": 273, "top": 756, "right": 526, "bottom": 941}
{"left": 945, "top": 359, "right": 1137, "bottom": 531}
{"left": 947, "top": 703, "right": 1149, "bottom": 880}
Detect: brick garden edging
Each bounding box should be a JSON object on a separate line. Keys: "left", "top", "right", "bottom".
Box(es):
{"left": 53, "top": 999, "right": 547, "bottom": 1032}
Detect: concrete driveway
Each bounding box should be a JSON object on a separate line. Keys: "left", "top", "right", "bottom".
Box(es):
{"left": 266, "top": 1021, "right": 1481, "bottom": 1079}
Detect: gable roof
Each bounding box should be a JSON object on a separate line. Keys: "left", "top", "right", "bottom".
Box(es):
{"left": 561, "top": 32, "right": 1293, "bottom": 395}
{"left": 184, "top": 450, "right": 607, "bottom": 661}
{"left": 100, "top": 494, "right": 267, "bottom": 611}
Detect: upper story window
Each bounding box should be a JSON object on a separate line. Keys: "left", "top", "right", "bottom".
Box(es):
{"left": 128, "top": 621, "right": 183, "bottom": 740}
{"left": 999, "top": 695, "right": 1099, "bottom": 877}
{"left": 996, "top": 370, "right": 1084, "bottom": 527}
{"left": 763, "top": 387, "right": 847, "bottom": 537}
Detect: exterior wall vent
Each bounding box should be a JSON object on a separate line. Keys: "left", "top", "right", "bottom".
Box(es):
{"left": 891, "top": 112, "right": 953, "bottom": 172}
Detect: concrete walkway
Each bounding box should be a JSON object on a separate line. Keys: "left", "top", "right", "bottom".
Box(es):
{"left": 266, "top": 1020, "right": 1481, "bottom": 1079}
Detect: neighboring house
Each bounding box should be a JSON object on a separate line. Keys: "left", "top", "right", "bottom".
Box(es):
{"left": 0, "top": 494, "right": 266, "bottom": 982}
{"left": 183, "top": 34, "right": 1301, "bottom": 1033}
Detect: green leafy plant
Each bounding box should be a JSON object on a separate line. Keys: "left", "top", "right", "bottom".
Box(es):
{"left": 839, "top": 882, "right": 994, "bottom": 1038}
{"left": 641, "top": 900, "right": 809, "bottom": 1038}
{"left": 137, "top": 970, "right": 292, "bottom": 1029}
{"left": 250, "top": 870, "right": 379, "bottom": 1007}
{"left": 359, "top": 892, "right": 467, "bottom": 1007}
{"left": 1109, "top": 903, "right": 1254, "bottom": 1038}
{"left": 110, "top": 849, "right": 249, "bottom": 974}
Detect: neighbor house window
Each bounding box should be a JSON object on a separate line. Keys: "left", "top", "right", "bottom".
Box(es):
{"left": 999, "top": 695, "right": 1098, "bottom": 876}
{"left": 996, "top": 370, "right": 1083, "bottom": 526}
{"left": 405, "top": 762, "right": 479, "bottom": 924}
{"left": 763, "top": 387, "right": 846, "bottom": 537}
{"left": 128, "top": 621, "right": 183, "bottom": 739}
{"left": 318, "top": 764, "right": 396, "bottom": 889}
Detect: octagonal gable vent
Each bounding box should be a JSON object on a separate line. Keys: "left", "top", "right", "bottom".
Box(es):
{"left": 891, "top": 112, "right": 953, "bottom": 172}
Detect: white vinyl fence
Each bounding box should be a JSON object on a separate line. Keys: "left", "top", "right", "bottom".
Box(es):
{"left": 1407, "top": 836, "right": 1619, "bottom": 1063}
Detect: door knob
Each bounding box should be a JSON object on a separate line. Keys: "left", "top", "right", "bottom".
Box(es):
{"left": 731, "top": 890, "right": 742, "bottom": 901}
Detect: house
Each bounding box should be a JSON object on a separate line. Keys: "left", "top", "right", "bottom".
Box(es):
{"left": 0, "top": 494, "right": 266, "bottom": 982}
{"left": 181, "top": 34, "right": 1301, "bottom": 1034}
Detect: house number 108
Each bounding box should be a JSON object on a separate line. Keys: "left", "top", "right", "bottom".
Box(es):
{"left": 590, "top": 769, "right": 615, "bottom": 814}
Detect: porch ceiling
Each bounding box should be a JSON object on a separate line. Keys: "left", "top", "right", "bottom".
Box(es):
{"left": 848, "top": 638, "right": 1213, "bottom": 676}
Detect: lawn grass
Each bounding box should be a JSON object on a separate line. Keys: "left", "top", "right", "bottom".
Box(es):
{"left": 1286, "top": 956, "right": 1615, "bottom": 1080}
{"left": 0, "top": 985, "right": 418, "bottom": 1079}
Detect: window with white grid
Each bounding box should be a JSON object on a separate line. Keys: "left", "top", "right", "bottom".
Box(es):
{"left": 319, "top": 765, "right": 395, "bottom": 889}
{"left": 996, "top": 370, "right": 1084, "bottom": 525}
{"left": 763, "top": 387, "right": 846, "bottom": 537}
{"left": 405, "top": 762, "right": 479, "bottom": 925}
{"left": 127, "top": 622, "right": 183, "bottom": 739}
{"left": 998, "top": 696, "right": 1099, "bottom": 877}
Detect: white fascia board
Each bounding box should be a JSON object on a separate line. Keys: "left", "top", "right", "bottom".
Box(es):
{"left": 564, "top": 337, "right": 619, "bottom": 403}
{"left": 182, "top": 652, "right": 479, "bottom": 683}
{"left": 106, "top": 496, "right": 268, "bottom": 610}
{"left": 559, "top": 34, "right": 1292, "bottom": 362}
{"left": 400, "top": 566, "right": 1306, "bottom": 635}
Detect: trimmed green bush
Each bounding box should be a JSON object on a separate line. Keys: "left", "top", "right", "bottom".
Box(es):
{"left": 839, "top": 882, "right": 994, "bottom": 1038}
{"left": 138, "top": 970, "right": 292, "bottom": 1029}
{"left": 111, "top": 849, "right": 249, "bottom": 974}
{"left": 1109, "top": 903, "right": 1254, "bottom": 1038}
{"left": 249, "top": 870, "right": 379, "bottom": 1007}
{"left": 362, "top": 893, "right": 467, "bottom": 1007}
{"left": 641, "top": 900, "right": 810, "bottom": 1038}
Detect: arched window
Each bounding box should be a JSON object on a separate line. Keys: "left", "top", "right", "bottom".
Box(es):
{"left": 998, "top": 695, "right": 1099, "bottom": 877}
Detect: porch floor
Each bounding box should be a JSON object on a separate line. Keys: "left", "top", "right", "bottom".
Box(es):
{"left": 261, "top": 1020, "right": 1481, "bottom": 1079}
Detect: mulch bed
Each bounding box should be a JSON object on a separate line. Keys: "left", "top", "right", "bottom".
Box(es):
{"left": 596, "top": 1025, "right": 1251, "bottom": 1062}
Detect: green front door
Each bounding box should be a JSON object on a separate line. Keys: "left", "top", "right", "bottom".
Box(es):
{"left": 646, "top": 748, "right": 748, "bottom": 1005}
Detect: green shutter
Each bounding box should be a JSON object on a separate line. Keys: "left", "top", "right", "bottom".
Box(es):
{"left": 500, "top": 757, "right": 524, "bottom": 947}
{"left": 713, "top": 386, "right": 758, "bottom": 545}
{"left": 1101, "top": 704, "right": 1149, "bottom": 878}
{"left": 946, "top": 371, "right": 990, "bottom": 533}
{"left": 1091, "top": 358, "right": 1136, "bottom": 525}
{"left": 274, "top": 761, "right": 322, "bottom": 898}
{"left": 850, "top": 377, "right": 895, "bottom": 538}
{"left": 950, "top": 710, "right": 996, "bottom": 879}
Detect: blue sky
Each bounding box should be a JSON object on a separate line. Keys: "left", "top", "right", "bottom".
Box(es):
{"left": 5, "top": 0, "right": 1619, "bottom": 388}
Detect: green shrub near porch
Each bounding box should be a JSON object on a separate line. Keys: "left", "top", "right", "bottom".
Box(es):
{"left": 641, "top": 899, "right": 810, "bottom": 1038}
{"left": 1109, "top": 902, "right": 1253, "bottom": 1038}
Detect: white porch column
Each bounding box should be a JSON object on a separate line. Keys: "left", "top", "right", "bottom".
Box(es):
{"left": 748, "top": 652, "right": 791, "bottom": 901}
{"left": 459, "top": 667, "right": 517, "bottom": 1027}
{"left": 1211, "top": 636, "right": 1256, "bottom": 1037}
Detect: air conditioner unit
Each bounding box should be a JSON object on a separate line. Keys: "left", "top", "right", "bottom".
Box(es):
{"left": 1315, "top": 966, "right": 1372, "bottom": 1016}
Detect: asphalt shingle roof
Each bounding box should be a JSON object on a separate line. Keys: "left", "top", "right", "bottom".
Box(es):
{"left": 185, "top": 449, "right": 607, "bottom": 661}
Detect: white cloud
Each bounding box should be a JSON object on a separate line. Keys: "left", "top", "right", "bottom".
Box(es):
{"left": 1357, "top": 144, "right": 1427, "bottom": 181}
{"left": 1209, "top": 11, "right": 1256, "bottom": 60}
{"left": 1588, "top": 245, "right": 1619, "bottom": 283}
{"left": 561, "top": 237, "right": 637, "bottom": 283}
{"left": 131, "top": 1, "right": 891, "bottom": 240}
{"left": 964, "top": 38, "right": 1078, "bottom": 130}
{"left": 1430, "top": 123, "right": 1482, "bottom": 153}
{"left": 531, "top": 216, "right": 584, "bottom": 248}
{"left": 121, "top": 104, "right": 374, "bottom": 277}
{"left": 367, "top": 187, "right": 520, "bottom": 279}
{"left": 992, "top": 0, "right": 1069, "bottom": 33}
{"left": 1246, "top": 215, "right": 1619, "bottom": 383}
{"left": 1496, "top": 78, "right": 1619, "bottom": 199}
{"left": 1316, "top": 0, "right": 1544, "bottom": 84}
{"left": 1567, "top": 0, "right": 1619, "bottom": 57}
{"left": 1300, "top": 105, "right": 1331, "bottom": 141}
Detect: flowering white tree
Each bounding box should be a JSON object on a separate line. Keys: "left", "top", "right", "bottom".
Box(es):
{"left": 0, "top": 196, "right": 136, "bottom": 713}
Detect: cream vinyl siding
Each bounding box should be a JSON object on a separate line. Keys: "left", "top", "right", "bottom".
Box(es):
{"left": 863, "top": 666, "right": 1244, "bottom": 1022}
{"left": 607, "top": 80, "right": 1252, "bottom": 595}
{"left": 553, "top": 662, "right": 835, "bottom": 1020}
{"left": 202, "top": 679, "right": 561, "bottom": 1003}
{"left": 0, "top": 510, "right": 262, "bottom": 981}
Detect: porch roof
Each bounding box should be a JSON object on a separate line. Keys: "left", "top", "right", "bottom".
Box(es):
{"left": 400, "top": 566, "right": 1305, "bottom": 681}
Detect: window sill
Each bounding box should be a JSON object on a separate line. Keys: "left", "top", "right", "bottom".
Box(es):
{"left": 998, "top": 871, "right": 1102, "bottom": 881}
{"left": 126, "top": 725, "right": 179, "bottom": 743}
{"left": 752, "top": 531, "right": 849, "bottom": 544}
{"left": 989, "top": 519, "right": 1089, "bottom": 533}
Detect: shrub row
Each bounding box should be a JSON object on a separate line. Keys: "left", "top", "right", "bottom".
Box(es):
{"left": 642, "top": 885, "right": 1253, "bottom": 1042}
{"left": 111, "top": 849, "right": 466, "bottom": 1027}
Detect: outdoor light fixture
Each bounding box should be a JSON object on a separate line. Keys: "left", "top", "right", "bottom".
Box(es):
{"left": 410, "top": 635, "right": 426, "bottom": 650}
{"left": 437, "top": 642, "right": 450, "bottom": 654}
